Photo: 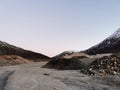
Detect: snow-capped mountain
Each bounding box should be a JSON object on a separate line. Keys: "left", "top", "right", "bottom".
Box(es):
{"left": 0, "top": 41, "right": 50, "bottom": 61}
{"left": 84, "top": 28, "right": 120, "bottom": 55}
{"left": 109, "top": 28, "right": 120, "bottom": 38}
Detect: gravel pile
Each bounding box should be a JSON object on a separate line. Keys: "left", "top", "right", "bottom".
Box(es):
{"left": 83, "top": 55, "right": 120, "bottom": 75}
{"left": 43, "top": 55, "right": 120, "bottom": 76}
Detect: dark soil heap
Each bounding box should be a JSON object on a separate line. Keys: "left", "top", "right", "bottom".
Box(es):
{"left": 42, "top": 58, "right": 85, "bottom": 70}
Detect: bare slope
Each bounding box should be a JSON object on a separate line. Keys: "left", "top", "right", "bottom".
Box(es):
{"left": 0, "top": 41, "right": 50, "bottom": 61}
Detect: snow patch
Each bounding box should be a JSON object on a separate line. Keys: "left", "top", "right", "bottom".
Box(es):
{"left": 108, "top": 28, "right": 120, "bottom": 39}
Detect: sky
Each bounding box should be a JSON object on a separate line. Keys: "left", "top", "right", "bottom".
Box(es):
{"left": 0, "top": 0, "right": 120, "bottom": 57}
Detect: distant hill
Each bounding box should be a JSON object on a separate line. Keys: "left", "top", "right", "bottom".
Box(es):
{"left": 53, "top": 51, "right": 89, "bottom": 59}
{"left": 53, "top": 51, "right": 75, "bottom": 59}
{"left": 0, "top": 41, "right": 50, "bottom": 61}
{"left": 53, "top": 28, "right": 120, "bottom": 59}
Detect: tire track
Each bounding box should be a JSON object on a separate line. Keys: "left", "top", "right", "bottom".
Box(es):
{"left": 0, "top": 71, "right": 14, "bottom": 90}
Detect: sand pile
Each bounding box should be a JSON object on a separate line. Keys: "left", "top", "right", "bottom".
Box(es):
{"left": 0, "top": 55, "right": 31, "bottom": 66}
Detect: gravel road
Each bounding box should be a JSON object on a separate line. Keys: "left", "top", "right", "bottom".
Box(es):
{"left": 0, "top": 62, "right": 119, "bottom": 90}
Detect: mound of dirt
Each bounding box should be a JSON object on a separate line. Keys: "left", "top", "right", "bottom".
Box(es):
{"left": 42, "top": 58, "right": 85, "bottom": 70}
{"left": 43, "top": 55, "right": 120, "bottom": 76}
{"left": 0, "top": 55, "right": 32, "bottom": 66}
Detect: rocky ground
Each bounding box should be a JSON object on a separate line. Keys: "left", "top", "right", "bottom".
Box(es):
{"left": 0, "top": 62, "right": 119, "bottom": 90}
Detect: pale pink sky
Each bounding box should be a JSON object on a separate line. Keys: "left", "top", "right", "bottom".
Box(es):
{"left": 0, "top": 0, "right": 120, "bottom": 57}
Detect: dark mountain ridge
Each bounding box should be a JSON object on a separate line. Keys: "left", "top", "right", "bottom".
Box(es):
{"left": 85, "top": 28, "right": 120, "bottom": 55}
{"left": 0, "top": 41, "right": 50, "bottom": 61}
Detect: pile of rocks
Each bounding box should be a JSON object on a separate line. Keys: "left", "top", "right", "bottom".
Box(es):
{"left": 43, "top": 54, "right": 120, "bottom": 76}
{"left": 85, "top": 55, "right": 120, "bottom": 75}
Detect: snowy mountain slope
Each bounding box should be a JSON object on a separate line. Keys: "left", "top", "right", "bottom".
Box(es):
{"left": 85, "top": 28, "right": 120, "bottom": 55}
{"left": 108, "top": 28, "right": 120, "bottom": 39}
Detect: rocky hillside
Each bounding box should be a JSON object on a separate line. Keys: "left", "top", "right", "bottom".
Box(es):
{"left": 0, "top": 41, "right": 50, "bottom": 61}
{"left": 85, "top": 28, "right": 120, "bottom": 55}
